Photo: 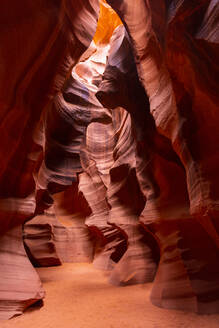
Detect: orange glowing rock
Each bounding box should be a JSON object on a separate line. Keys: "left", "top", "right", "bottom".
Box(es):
{"left": 93, "top": 0, "right": 122, "bottom": 45}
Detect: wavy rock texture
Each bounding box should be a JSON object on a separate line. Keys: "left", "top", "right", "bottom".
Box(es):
{"left": 52, "top": 183, "right": 94, "bottom": 263}
{"left": 76, "top": 40, "right": 158, "bottom": 284}
{"left": 77, "top": 50, "right": 129, "bottom": 272}
{"left": 80, "top": 108, "right": 158, "bottom": 283}
{"left": 105, "top": 0, "right": 219, "bottom": 313}
{"left": 0, "top": 0, "right": 219, "bottom": 320}
{"left": 25, "top": 178, "right": 94, "bottom": 265}
{"left": 35, "top": 66, "right": 111, "bottom": 205}
{"left": 34, "top": 45, "right": 113, "bottom": 269}
{"left": 24, "top": 204, "right": 93, "bottom": 266}
{"left": 79, "top": 170, "right": 127, "bottom": 272}
{"left": 0, "top": 0, "right": 99, "bottom": 319}
{"left": 0, "top": 225, "right": 45, "bottom": 320}
{"left": 0, "top": 0, "right": 99, "bottom": 233}
{"left": 107, "top": 0, "right": 219, "bottom": 222}
{"left": 24, "top": 212, "right": 62, "bottom": 267}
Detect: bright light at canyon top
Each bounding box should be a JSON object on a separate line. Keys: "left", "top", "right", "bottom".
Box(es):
{"left": 73, "top": 0, "right": 122, "bottom": 87}
{"left": 93, "top": 0, "right": 122, "bottom": 46}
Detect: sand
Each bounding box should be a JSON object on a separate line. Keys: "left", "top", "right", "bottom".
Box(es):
{"left": 1, "top": 263, "right": 219, "bottom": 328}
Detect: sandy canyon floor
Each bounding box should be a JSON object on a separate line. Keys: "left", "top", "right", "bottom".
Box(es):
{"left": 1, "top": 263, "right": 219, "bottom": 328}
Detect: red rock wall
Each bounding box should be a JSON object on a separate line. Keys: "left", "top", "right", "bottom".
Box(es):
{"left": 0, "top": 0, "right": 219, "bottom": 320}
{"left": 0, "top": 0, "right": 99, "bottom": 234}
{"left": 105, "top": 0, "right": 219, "bottom": 313}
{"left": 0, "top": 0, "right": 99, "bottom": 319}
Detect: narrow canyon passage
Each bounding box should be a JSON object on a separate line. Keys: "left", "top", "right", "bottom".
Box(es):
{"left": 1, "top": 263, "right": 219, "bottom": 328}
{"left": 0, "top": 0, "right": 219, "bottom": 324}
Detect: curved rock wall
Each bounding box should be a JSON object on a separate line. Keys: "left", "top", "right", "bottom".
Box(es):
{"left": 0, "top": 0, "right": 99, "bottom": 234}
{"left": 105, "top": 0, "right": 219, "bottom": 313}
{"left": 0, "top": 0, "right": 219, "bottom": 319}
{"left": 0, "top": 0, "right": 99, "bottom": 319}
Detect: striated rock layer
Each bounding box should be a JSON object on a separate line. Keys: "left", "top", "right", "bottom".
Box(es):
{"left": 77, "top": 39, "right": 158, "bottom": 284}
{"left": 52, "top": 183, "right": 94, "bottom": 264}
{"left": 0, "top": 0, "right": 219, "bottom": 319}
{"left": 24, "top": 208, "right": 93, "bottom": 266}
{"left": 0, "top": 226, "right": 45, "bottom": 320}
{"left": 0, "top": 0, "right": 100, "bottom": 233}
{"left": 105, "top": 0, "right": 219, "bottom": 313}
{"left": 24, "top": 213, "right": 62, "bottom": 268}
{"left": 0, "top": 0, "right": 100, "bottom": 319}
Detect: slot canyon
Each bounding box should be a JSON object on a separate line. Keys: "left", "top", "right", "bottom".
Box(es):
{"left": 0, "top": 0, "right": 219, "bottom": 327}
